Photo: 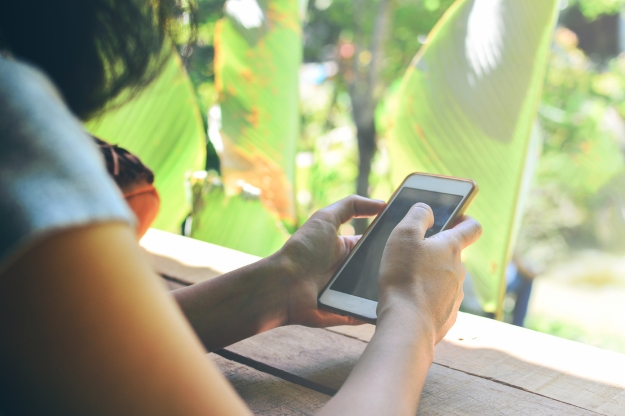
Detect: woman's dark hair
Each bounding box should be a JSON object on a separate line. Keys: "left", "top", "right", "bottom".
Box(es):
{"left": 0, "top": 0, "right": 195, "bottom": 120}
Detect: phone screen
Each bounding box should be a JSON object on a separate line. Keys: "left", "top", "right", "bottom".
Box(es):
{"left": 329, "top": 188, "right": 463, "bottom": 301}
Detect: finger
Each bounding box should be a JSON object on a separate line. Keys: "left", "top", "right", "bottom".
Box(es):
{"left": 344, "top": 317, "right": 367, "bottom": 326}
{"left": 396, "top": 202, "right": 435, "bottom": 239}
{"left": 316, "top": 310, "right": 367, "bottom": 327}
{"left": 439, "top": 216, "right": 482, "bottom": 249}
{"left": 318, "top": 195, "right": 386, "bottom": 228}
{"left": 341, "top": 235, "right": 361, "bottom": 252}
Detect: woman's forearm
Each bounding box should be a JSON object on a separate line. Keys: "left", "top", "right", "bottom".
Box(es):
{"left": 318, "top": 305, "right": 435, "bottom": 416}
{"left": 171, "top": 254, "right": 289, "bottom": 352}
{"left": 318, "top": 206, "right": 481, "bottom": 415}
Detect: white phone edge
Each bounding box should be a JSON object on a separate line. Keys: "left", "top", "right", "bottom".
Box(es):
{"left": 318, "top": 173, "right": 477, "bottom": 324}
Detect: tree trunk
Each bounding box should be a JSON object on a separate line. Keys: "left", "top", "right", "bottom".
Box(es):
{"left": 353, "top": 118, "right": 377, "bottom": 234}
{"left": 356, "top": 119, "right": 376, "bottom": 197}
{"left": 562, "top": 6, "right": 620, "bottom": 63}
{"left": 348, "top": 0, "right": 392, "bottom": 235}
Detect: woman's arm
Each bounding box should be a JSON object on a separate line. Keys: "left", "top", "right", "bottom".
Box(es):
{"left": 171, "top": 196, "right": 386, "bottom": 352}
{"left": 0, "top": 223, "right": 251, "bottom": 415}
{"left": 318, "top": 308, "right": 435, "bottom": 415}
{"left": 170, "top": 254, "right": 292, "bottom": 352}
{"left": 317, "top": 205, "right": 482, "bottom": 415}
{"left": 172, "top": 196, "right": 480, "bottom": 415}
{"left": 0, "top": 201, "right": 479, "bottom": 415}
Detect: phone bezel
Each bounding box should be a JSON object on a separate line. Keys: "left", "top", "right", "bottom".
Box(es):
{"left": 317, "top": 172, "right": 477, "bottom": 324}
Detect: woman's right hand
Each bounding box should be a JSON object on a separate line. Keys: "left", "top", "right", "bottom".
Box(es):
{"left": 318, "top": 204, "right": 481, "bottom": 415}
{"left": 377, "top": 203, "right": 482, "bottom": 344}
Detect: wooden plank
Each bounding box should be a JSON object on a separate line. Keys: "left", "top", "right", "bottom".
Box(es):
{"left": 327, "top": 313, "right": 625, "bottom": 415}
{"left": 419, "top": 363, "right": 593, "bottom": 415}
{"left": 146, "top": 229, "right": 624, "bottom": 413}
{"left": 226, "top": 327, "right": 361, "bottom": 392}
{"left": 224, "top": 326, "right": 596, "bottom": 415}
{"left": 140, "top": 229, "right": 261, "bottom": 285}
{"left": 210, "top": 353, "right": 329, "bottom": 415}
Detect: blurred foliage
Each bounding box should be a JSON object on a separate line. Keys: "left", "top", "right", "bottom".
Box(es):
{"left": 517, "top": 28, "right": 625, "bottom": 267}
{"left": 304, "top": 0, "right": 455, "bottom": 81}
{"left": 177, "top": 0, "right": 224, "bottom": 118}
{"left": 573, "top": 0, "right": 625, "bottom": 21}
{"left": 296, "top": 0, "right": 455, "bottom": 226}
{"left": 169, "top": 0, "right": 625, "bottom": 318}
{"left": 526, "top": 314, "right": 625, "bottom": 353}
{"left": 296, "top": 1, "right": 625, "bottom": 316}
{"left": 304, "top": 0, "right": 458, "bottom": 211}
{"left": 175, "top": 0, "right": 224, "bottom": 173}
{"left": 214, "top": 0, "right": 301, "bottom": 223}
{"left": 385, "top": 0, "right": 559, "bottom": 313}
{"left": 189, "top": 171, "right": 290, "bottom": 257}
{"left": 299, "top": 2, "right": 625, "bottom": 272}
{"left": 297, "top": 82, "right": 360, "bottom": 221}
{"left": 183, "top": 0, "right": 508, "bottom": 230}
{"left": 189, "top": 0, "right": 302, "bottom": 255}
{"left": 87, "top": 51, "right": 206, "bottom": 233}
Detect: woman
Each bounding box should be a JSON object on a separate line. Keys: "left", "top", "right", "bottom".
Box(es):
{"left": 0, "top": 1, "right": 482, "bottom": 414}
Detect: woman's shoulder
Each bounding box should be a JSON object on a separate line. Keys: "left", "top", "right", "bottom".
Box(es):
{"left": 0, "top": 54, "right": 87, "bottom": 156}
{"left": 0, "top": 54, "right": 66, "bottom": 113}
{"left": 0, "top": 54, "right": 135, "bottom": 272}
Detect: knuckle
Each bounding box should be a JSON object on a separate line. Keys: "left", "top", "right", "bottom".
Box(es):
{"left": 469, "top": 220, "right": 483, "bottom": 237}
{"left": 442, "top": 233, "right": 463, "bottom": 256}
{"left": 439, "top": 232, "right": 460, "bottom": 254}
{"left": 457, "top": 266, "right": 467, "bottom": 282}
{"left": 450, "top": 244, "right": 461, "bottom": 259}
{"left": 391, "top": 223, "right": 418, "bottom": 241}
{"left": 411, "top": 203, "right": 432, "bottom": 215}
{"left": 310, "top": 209, "right": 326, "bottom": 220}
{"left": 453, "top": 238, "right": 463, "bottom": 254}
{"left": 346, "top": 194, "right": 364, "bottom": 205}
{"left": 310, "top": 210, "right": 333, "bottom": 224}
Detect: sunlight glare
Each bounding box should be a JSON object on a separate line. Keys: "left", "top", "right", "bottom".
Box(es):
{"left": 465, "top": 0, "right": 504, "bottom": 82}
{"left": 208, "top": 105, "right": 223, "bottom": 154}
{"left": 225, "top": 0, "right": 265, "bottom": 29}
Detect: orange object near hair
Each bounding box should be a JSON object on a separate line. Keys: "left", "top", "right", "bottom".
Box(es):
{"left": 123, "top": 184, "right": 160, "bottom": 238}
{"left": 94, "top": 136, "right": 160, "bottom": 238}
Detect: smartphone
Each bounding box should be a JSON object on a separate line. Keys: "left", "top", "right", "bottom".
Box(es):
{"left": 318, "top": 173, "right": 478, "bottom": 324}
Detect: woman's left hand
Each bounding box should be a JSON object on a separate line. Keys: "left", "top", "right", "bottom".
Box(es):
{"left": 276, "top": 195, "right": 385, "bottom": 327}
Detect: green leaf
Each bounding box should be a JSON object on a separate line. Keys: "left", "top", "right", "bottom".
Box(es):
{"left": 386, "top": 0, "right": 559, "bottom": 313}
{"left": 214, "top": 0, "right": 301, "bottom": 224}
{"left": 576, "top": 0, "right": 625, "bottom": 21}
{"left": 190, "top": 0, "right": 302, "bottom": 256}
{"left": 224, "top": 0, "right": 270, "bottom": 45}
{"left": 537, "top": 132, "right": 623, "bottom": 199}
{"left": 189, "top": 172, "right": 289, "bottom": 257}
{"left": 537, "top": 99, "right": 624, "bottom": 200}
{"left": 87, "top": 51, "right": 206, "bottom": 233}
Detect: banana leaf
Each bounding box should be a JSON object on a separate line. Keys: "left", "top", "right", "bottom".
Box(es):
{"left": 213, "top": 0, "right": 300, "bottom": 223}
{"left": 189, "top": 172, "right": 290, "bottom": 257}
{"left": 87, "top": 51, "right": 206, "bottom": 233}
{"left": 190, "top": 0, "right": 302, "bottom": 255}
{"left": 386, "top": 0, "right": 559, "bottom": 314}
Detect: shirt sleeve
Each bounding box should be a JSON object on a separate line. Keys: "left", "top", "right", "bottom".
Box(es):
{"left": 0, "top": 56, "right": 135, "bottom": 270}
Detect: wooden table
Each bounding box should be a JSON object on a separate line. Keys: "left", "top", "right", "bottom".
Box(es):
{"left": 142, "top": 229, "right": 625, "bottom": 415}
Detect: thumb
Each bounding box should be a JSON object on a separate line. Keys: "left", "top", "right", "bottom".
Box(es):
{"left": 396, "top": 202, "right": 435, "bottom": 239}
{"left": 437, "top": 216, "right": 482, "bottom": 250}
